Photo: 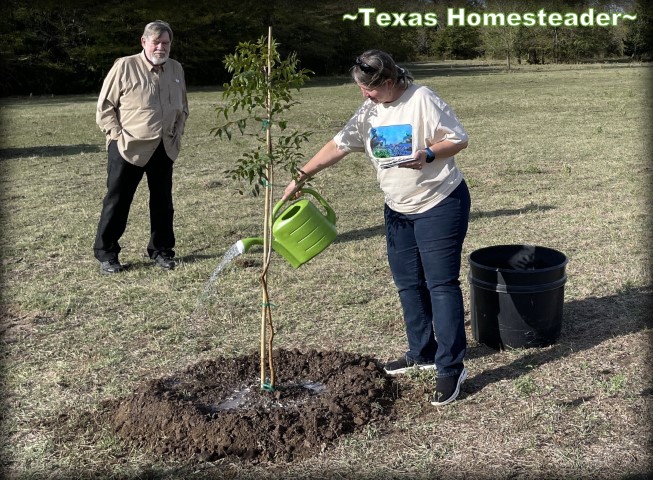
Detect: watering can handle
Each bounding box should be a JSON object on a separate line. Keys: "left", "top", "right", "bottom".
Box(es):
{"left": 272, "top": 188, "right": 337, "bottom": 225}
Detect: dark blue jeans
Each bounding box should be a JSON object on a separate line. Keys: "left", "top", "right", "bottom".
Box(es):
{"left": 93, "top": 140, "right": 175, "bottom": 262}
{"left": 384, "top": 180, "right": 471, "bottom": 377}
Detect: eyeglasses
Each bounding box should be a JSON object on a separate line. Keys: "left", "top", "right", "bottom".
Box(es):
{"left": 355, "top": 57, "right": 377, "bottom": 74}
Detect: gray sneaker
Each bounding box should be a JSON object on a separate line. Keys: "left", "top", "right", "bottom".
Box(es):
{"left": 100, "top": 258, "right": 124, "bottom": 274}
{"left": 384, "top": 355, "right": 436, "bottom": 375}
{"left": 152, "top": 253, "right": 175, "bottom": 270}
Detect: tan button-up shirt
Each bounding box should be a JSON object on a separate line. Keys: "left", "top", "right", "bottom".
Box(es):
{"left": 96, "top": 51, "right": 189, "bottom": 167}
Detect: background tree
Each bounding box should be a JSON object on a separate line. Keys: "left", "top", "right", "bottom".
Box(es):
{"left": 624, "top": 0, "right": 653, "bottom": 60}
{"left": 477, "top": 0, "right": 532, "bottom": 69}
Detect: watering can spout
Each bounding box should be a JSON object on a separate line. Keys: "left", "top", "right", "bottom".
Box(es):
{"left": 237, "top": 237, "right": 263, "bottom": 254}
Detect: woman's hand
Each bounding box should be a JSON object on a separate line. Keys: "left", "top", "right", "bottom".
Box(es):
{"left": 282, "top": 179, "right": 302, "bottom": 201}
{"left": 398, "top": 149, "right": 427, "bottom": 170}
{"left": 280, "top": 140, "right": 350, "bottom": 201}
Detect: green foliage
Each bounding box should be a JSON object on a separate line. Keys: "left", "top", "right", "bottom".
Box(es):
{"left": 514, "top": 374, "right": 540, "bottom": 397}
{"left": 212, "top": 35, "right": 313, "bottom": 195}
{"left": 601, "top": 374, "right": 627, "bottom": 395}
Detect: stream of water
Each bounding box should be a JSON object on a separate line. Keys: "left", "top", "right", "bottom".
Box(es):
{"left": 194, "top": 241, "right": 245, "bottom": 311}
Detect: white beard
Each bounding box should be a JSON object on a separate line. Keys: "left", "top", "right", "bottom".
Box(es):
{"left": 148, "top": 53, "right": 169, "bottom": 65}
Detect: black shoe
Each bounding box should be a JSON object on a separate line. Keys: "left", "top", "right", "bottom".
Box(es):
{"left": 152, "top": 253, "right": 176, "bottom": 270}
{"left": 100, "top": 258, "right": 124, "bottom": 274}
{"left": 431, "top": 368, "right": 467, "bottom": 406}
{"left": 384, "top": 355, "right": 436, "bottom": 375}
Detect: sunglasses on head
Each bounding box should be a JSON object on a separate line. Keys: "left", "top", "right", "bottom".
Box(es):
{"left": 355, "top": 57, "right": 377, "bottom": 74}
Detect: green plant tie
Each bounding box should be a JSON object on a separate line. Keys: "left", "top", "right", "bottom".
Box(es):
{"left": 261, "top": 178, "right": 305, "bottom": 188}
{"left": 261, "top": 119, "right": 270, "bottom": 131}
{"left": 260, "top": 179, "right": 285, "bottom": 187}
{"left": 261, "top": 382, "right": 275, "bottom": 392}
{"left": 260, "top": 302, "right": 276, "bottom": 308}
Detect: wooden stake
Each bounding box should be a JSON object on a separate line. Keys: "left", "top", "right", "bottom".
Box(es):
{"left": 260, "top": 26, "right": 275, "bottom": 390}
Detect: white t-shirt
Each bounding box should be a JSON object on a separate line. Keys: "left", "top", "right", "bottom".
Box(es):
{"left": 333, "top": 84, "right": 468, "bottom": 214}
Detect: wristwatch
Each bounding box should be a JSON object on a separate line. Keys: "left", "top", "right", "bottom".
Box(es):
{"left": 423, "top": 147, "right": 436, "bottom": 163}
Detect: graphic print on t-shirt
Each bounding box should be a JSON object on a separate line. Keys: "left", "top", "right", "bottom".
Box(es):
{"left": 370, "top": 124, "right": 414, "bottom": 168}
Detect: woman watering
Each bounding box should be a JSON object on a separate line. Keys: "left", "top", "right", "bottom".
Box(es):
{"left": 283, "top": 50, "right": 470, "bottom": 406}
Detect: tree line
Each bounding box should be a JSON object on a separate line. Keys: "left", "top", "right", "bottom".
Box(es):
{"left": 0, "top": 0, "right": 650, "bottom": 96}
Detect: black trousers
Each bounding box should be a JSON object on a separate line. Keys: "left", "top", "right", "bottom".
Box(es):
{"left": 93, "top": 140, "right": 175, "bottom": 262}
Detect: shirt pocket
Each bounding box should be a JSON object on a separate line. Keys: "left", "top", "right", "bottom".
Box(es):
{"left": 121, "top": 79, "right": 149, "bottom": 110}
{"left": 120, "top": 78, "right": 159, "bottom": 110}
{"left": 168, "top": 81, "right": 183, "bottom": 109}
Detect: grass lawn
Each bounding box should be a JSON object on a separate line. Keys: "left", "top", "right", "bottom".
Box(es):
{"left": 0, "top": 60, "right": 651, "bottom": 479}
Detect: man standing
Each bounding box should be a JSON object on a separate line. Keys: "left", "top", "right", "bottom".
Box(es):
{"left": 94, "top": 20, "right": 189, "bottom": 274}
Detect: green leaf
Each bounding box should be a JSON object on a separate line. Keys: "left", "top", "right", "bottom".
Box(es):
{"left": 211, "top": 31, "right": 313, "bottom": 194}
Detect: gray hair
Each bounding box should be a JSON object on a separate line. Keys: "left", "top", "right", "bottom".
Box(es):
{"left": 351, "top": 50, "right": 414, "bottom": 89}
{"left": 143, "top": 20, "right": 173, "bottom": 43}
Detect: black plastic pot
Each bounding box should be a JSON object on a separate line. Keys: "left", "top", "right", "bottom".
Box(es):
{"left": 468, "top": 245, "right": 568, "bottom": 350}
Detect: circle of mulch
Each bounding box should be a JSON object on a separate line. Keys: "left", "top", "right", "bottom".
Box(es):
{"left": 103, "top": 349, "right": 397, "bottom": 463}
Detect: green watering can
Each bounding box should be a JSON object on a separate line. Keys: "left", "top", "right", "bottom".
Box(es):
{"left": 236, "top": 188, "right": 337, "bottom": 268}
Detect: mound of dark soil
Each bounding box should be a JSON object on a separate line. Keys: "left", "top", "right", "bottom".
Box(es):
{"left": 104, "top": 349, "right": 396, "bottom": 463}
